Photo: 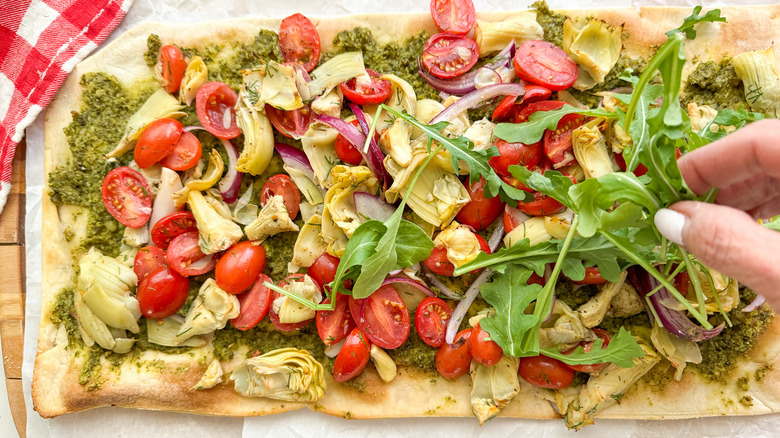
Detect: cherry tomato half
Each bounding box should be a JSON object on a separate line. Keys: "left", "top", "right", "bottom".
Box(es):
{"left": 456, "top": 177, "right": 504, "bottom": 232}
{"left": 196, "top": 82, "right": 240, "bottom": 139}
{"left": 261, "top": 174, "right": 301, "bottom": 219}
{"left": 266, "top": 104, "right": 313, "bottom": 139}
{"left": 334, "top": 120, "right": 365, "bottom": 166}
{"left": 491, "top": 85, "right": 552, "bottom": 122}
{"left": 421, "top": 33, "right": 479, "bottom": 79}
{"left": 572, "top": 266, "right": 608, "bottom": 285}
{"left": 340, "top": 69, "right": 392, "bottom": 105}
{"left": 543, "top": 113, "right": 588, "bottom": 168}
{"left": 215, "top": 241, "right": 267, "bottom": 294}
{"left": 614, "top": 152, "right": 649, "bottom": 177}
{"left": 159, "top": 44, "right": 186, "bottom": 94}
{"left": 415, "top": 297, "right": 453, "bottom": 348}
{"left": 308, "top": 253, "right": 340, "bottom": 289}
{"left": 514, "top": 100, "right": 565, "bottom": 124}
{"left": 133, "top": 246, "right": 167, "bottom": 282}
{"left": 137, "top": 265, "right": 189, "bottom": 319}
{"left": 430, "top": 0, "right": 476, "bottom": 35}
{"left": 513, "top": 40, "right": 577, "bottom": 92}
{"left": 316, "top": 293, "right": 356, "bottom": 346}
{"left": 151, "top": 211, "right": 198, "bottom": 249}
{"left": 435, "top": 328, "right": 472, "bottom": 379}
{"left": 488, "top": 138, "right": 543, "bottom": 178}
{"left": 564, "top": 328, "right": 612, "bottom": 373}
{"left": 424, "top": 233, "right": 490, "bottom": 276}
{"left": 101, "top": 167, "right": 152, "bottom": 228}
{"left": 134, "top": 118, "right": 182, "bottom": 169}
{"left": 518, "top": 355, "right": 575, "bottom": 389}
{"left": 503, "top": 204, "right": 527, "bottom": 233}
{"left": 269, "top": 274, "right": 319, "bottom": 331}
{"left": 470, "top": 322, "right": 503, "bottom": 366}
{"left": 166, "top": 231, "right": 217, "bottom": 277}
{"left": 231, "top": 274, "right": 273, "bottom": 331}
{"left": 333, "top": 327, "right": 371, "bottom": 382}
{"left": 278, "top": 13, "right": 321, "bottom": 72}
{"left": 348, "top": 285, "right": 410, "bottom": 349}
{"left": 159, "top": 131, "right": 202, "bottom": 171}
{"left": 516, "top": 191, "right": 566, "bottom": 217}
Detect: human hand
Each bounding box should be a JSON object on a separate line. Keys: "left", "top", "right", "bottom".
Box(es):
{"left": 654, "top": 119, "right": 780, "bottom": 310}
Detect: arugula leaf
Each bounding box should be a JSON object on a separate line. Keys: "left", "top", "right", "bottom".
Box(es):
{"left": 763, "top": 216, "right": 780, "bottom": 232}
{"left": 508, "top": 166, "right": 575, "bottom": 210}
{"left": 689, "top": 108, "right": 764, "bottom": 149}
{"left": 329, "top": 220, "right": 385, "bottom": 295}
{"left": 494, "top": 106, "right": 616, "bottom": 145}
{"left": 478, "top": 269, "right": 542, "bottom": 357}
{"left": 542, "top": 328, "right": 645, "bottom": 368}
{"left": 670, "top": 6, "right": 726, "bottom": 39}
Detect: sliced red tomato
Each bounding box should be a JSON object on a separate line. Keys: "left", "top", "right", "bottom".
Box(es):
{"left": 430, "top": 0, "right": 476, "bottom": 35}
{"left": 101, "top": 167, "right": 152, "bottom": 228}
{"left": 134, "top": 118, "right": 182, "bottom": 169}
{"left": 514, "top": 100, "right": 565, "bottom": 124}
{"left": 456, "top": 177, "right": 504, "bottom": 232}
{"left": 137, "top": 265, "right": 189, "bottom": 319}
{"left": 614, "top": 151, "right": 649, "bottom": 177}
{"left": 159, "top": 44, "right": 186, "bottom": 94}
{"left": 516, "top": 191, "right": 566, "bottom": 217}
{"left": 159, "top": 131, "right": 202, "bottom": 171}
{"left": 316, "top": 293, "right": 355, "bottom": 346}
{"left": 415, "top": 297, "right": 453, "bottom": 348}
{"left": 151, "top": 211, "right": 198, "bottom": 249}
{"left": 488, "top": 138, "right": 543, "bottom": 178}
{"left": 543, "top": 113, "right": 588, "bottom": 168}
{"left": 491, "top": 85, "right": 552, "bottom": 122}
{"left": 166, "top": 231, "right": 216, "bottom": 277}
{"left": 348, "top": 285, "right": 410, "bottom": 349}
{"left": 513, "top": 40, "right": 577, "bottom": 91}
{"left": 502, "top": 204, "right": 527, "bottom": 233}
{"left": 571, "top": 266, "right": 608, "bottom": 285}
{"left": 424, "top": 233, "right": 490, "bottom": 276}
{"left": 470, "top": 322, "right": 503, "bottom": 366}
{"left": 500, "top": 157, "right": 552, "bottom": 193}
{"left": 421, "top": 33, "right": 479, "bottom": 79}
{"left": 261, "top": 174, "right": 301, "bottom": 219}
{"left": 333, "top": 327, "right": 371, "bottom": 382}
{"left": 308, "top": 253, "right": 340, "bottom": 289}
{"left": 215, "top": 241, "right": 267, "bottom": 294}
{"left": 231, "top": 274, "right": 273, "bottom": 331}
{"left": 278, "top": 13, "right": 321, "bottom": 72}
{"left": 133, "top": 246, "right": 167, "bottom": 282}
{"left": 340, "top": 69, "right": 392, "bottom": 105}
{"left": 435, "top": 328, "right": 472, "bottom": 379}
{"left": 334, "top": 120, "right": 364, "bottom": 165}
{"left": 518, "top": 355, "right": 575, "bottom": 389}
{"left": 196, "top": 82, "right": 240, "bottom": 139}
{"left": 266, "top": 104, "right": 313, "bottom": 139}
{"left": 564, "top": 328, "right": 612, "bottom": 373}
{"left": 269, "top": 274, "right": 319, "bottom": 331}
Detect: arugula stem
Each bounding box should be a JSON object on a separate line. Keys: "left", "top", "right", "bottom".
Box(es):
{"left": 678, "top": 248, "right": 707, "bottom": 316}
{"left": 264, "top": 281, "right": 335, "bottom": 311}
{"left": 623, "top": 37, "right": 680, "bottom": 131}
{"left": 363, "top": 106, "right": 382, "bottom": 154}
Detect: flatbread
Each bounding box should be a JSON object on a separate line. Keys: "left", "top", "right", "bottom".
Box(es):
{"left": 34, "top": 5, "right": 780, "bottom": 425}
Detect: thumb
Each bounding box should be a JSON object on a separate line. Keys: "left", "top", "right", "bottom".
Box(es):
{"left": 654, "top": 202, "right": 780, "bottom": 309}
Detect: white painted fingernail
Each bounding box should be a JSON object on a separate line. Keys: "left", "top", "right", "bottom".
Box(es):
{"left": 654, "top": 208, "right": 687, "bottom": 246}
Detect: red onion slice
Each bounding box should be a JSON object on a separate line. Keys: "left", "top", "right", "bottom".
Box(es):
{"left": 629, "top": 267, "right": 724, "bottom": 342}
{"left": 381, "top": 276, "right": 436, "bottom": 297}
{"left": 418, "top": 40, "right": 516, "bottom": 96}
{"left": 420, "top": 265, "right": 462, "bottom": 300}
{"left": 487, "top": 221, "right": 506, "bottom": 253}
{"left": 348, "top": 104, "right": 390, "bottom": 189}
{"left": 275, "top": 142, "right": 316, "bottom": 181}
{"left": 431, "top": 83, "right": 526, "bottom": 124}
{"left": 445, "top": 268, "right": 493, "bottom": 344}
{"left": 183, "top": 126, "right": 207, "bottom": 133}
{"left": 324, "top": 339, "right": 345, "bottom": 358}
{"left": 354, "top": 192, "right": 396, "bottom": 222}
{"left": 218, "top": 139, "right": 243, "bottom": 204}
{"left": 474, "top": 67, "right": 503, "bottom": 89}
{"left": 743, "top": 294, "right": 766, "bottom": 312}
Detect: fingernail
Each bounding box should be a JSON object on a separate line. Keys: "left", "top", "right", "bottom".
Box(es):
{"left": 654, "top": 208, "right": 687, "bottom": 246}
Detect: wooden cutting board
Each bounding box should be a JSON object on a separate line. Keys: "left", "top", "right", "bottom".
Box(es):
{"left": 1, "top": 137, "right": 28, "bottom": 437}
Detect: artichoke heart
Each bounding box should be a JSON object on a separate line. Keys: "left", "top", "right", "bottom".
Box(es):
{"left": 179, "top": 56, "right": 208, "bottom": 105}
{"left": 562, "top": 18, "right": 623, "bottom": 91}
{"left": 308, "top": 52, "right": 367, "bottom": 97}
{"left": 606, "top": 281, "right": 644, "bottom": 318}
{"left": 230, "top": 348, "right": 326, "bottom": 402}
{"left": 301, "top": 122, "right": 340, "bottom": 185}
{"left": 577, "top": 271, "right": 627, "bottom": 328}
{"left": 563, "top": 341, "right": 658, "bottom": 430}
{"left": 245, "top": 195, "right": 300, "bottom": 242}
{"left": 311, "top": 87, "right": 343, "bottom": 118}
{"left": 369, "top": 345, "right": 397, "bottom": 383}
{"left": 290, "top": 212, "right": 328, "bottom": 272}
{"left": 323, "top": 165, "right": 379, "bottom": 238}
{"left": 74, "top": 290, "right": 136, "bottom": 354}
{"left": 272, "top": 275, "right": 322, "bottom": 324}
{"left": 380, "top": 117, "right": 414, "bottom": 167}
{"left": 650, "top": 321, "right": 701, "bottom": 381}
{"left": 106, "top": 88, "right": 186, "bottom": 158}
{"left": 147, "top": 315, "right": 209, "bottom": 348}
{"left": 470, "top": 356, "right": 520, "bottom": 425}
{"left": 475, "top": 12, "right": 544, "bottom": 56}
{"left": 242, "top": 62, "right": 304, "bottom": 111}
{"left": 434, "top": 221, "right": 483, "bottom": 268}
{"left": 463, "top": 118, "right": 496, "bottom": 151}
{"left": 174, "top": 279, "right": 240, "bottom": 344}
{"left": 235, "top": 100, "right": 275, "bottom": 175}
{"left": 540, "top": 300, "right": 594, "bottom": 349}
{"left": 572, "top": 123, "right": 613, "bottom": 179}
{"left": 412, "top": 99, "right": 445, "bottom": 138}
{"left": 504, "top": 217, "right": 552, "bottom": 247}
{"left": 687, "top": 103, "right": 719, "bottom": 134}
{"left": 689, "top": 267, "right": 739, "bottom": 313}
{"left": 173, "top": 149, "right": 224, "bottom": 208}
{"left": 193, "top": 359, "right": 224, "bottom": 390}
{"left": 733, "top": 46, "right": 780, "bottom": 117}
{"left": 187, "top": 190, "right": 243, "bottom": 254}
{"left": 77, "top": 248, "right": 141, "bottom": 333}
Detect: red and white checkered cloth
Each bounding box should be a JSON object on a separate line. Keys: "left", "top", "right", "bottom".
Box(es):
{"left": 0, "top": 0, "right": 133, "bottom": 213}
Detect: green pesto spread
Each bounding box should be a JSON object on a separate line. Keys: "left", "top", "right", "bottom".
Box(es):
{"left": 532, "top": 1, "right": 566, "bottom": 48}
{"left": 681, "top": 58, "right": 749, "bottom": 110}
{"left": 144, "top": 34, "right": 162, "bottom": 68}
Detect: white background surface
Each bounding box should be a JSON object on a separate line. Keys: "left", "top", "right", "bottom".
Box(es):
{"left": 7, "top": 0, "right": 780, "bottom": 437}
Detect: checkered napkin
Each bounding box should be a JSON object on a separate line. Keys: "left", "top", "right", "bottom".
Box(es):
{"left": 0, "top": 0, "right": 133, "bottom": 213}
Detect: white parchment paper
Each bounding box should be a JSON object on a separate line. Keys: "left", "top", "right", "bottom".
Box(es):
{"left": 22, "top": 0, "right": 780, "bottom": 437}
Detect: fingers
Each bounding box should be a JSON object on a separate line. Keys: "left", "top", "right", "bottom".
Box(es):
{"left": 678, "top": 119, "right": 780, "bottom": 196}
{"left": 655, "top": 202, "right": 780, "bottom": 311}
{"left": 714, "top": 173, "right": 780, "bottom": 216}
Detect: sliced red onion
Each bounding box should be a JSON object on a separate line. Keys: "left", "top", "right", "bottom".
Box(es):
{"left": 324, "top": 339, "right": 345, "bottom": 358}
{"left": 473, "top": 67, "right": 502, "bottom": 89}
{"left": 218, "top": 139, "right": 242, "bottom": 204}
{"left": 487, "top": 221, "right": 506, "bottom": 253}
{"left": 188, "top": 253, "right": 215, "bottom": 271}
{"left": 348, "top": 104, "right": 390, "bottom": 189}
{"left": 629, "top": 267, "right": 724, "bottom": 342}
{"left": 418, "top": 40, "right": 516, "bottom": 96}
{"left": 431, "top": 83, "right": 526, "bottom": 124}
{"left": 445, "top": 268, "right": 493, "bottom": 344}
{"left": 354, "top": 192, "right": 395, "bottom": 222}
{"left": 381, "top": 276, "right": 436, "bottom": 297}
{"left": 275, "top": 142, "right": 316, "bottom": 181}
{"left": 183, "top": 126, "right": 207, "bottom": 133}
{"left": 743, "top": 294, "right": 766, "bottom": 312}
{"left": 383, "top": 276, "right": 436, "bottom": 313}
{"left": 420, "top": 265, "right": 462, "bottom": 300}
{"left": 150, "top": 167, "right": 183, "bottom": 229}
